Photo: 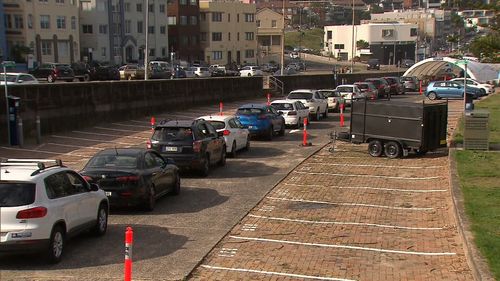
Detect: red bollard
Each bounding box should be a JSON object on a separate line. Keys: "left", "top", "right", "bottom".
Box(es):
{"left": 301, "top": 118, "right": 312, "bottom": 146}
{"left": 124, "top": 227, "right": 133, "bottom": 281}
{"left": 150, "top": 117, "right": 156, "bottom": 132}
{"left": 340, "top": 103, "right": 345, "bottom": 127}
{"left": 219, "top": 102, "right": 223, "bottom": 116}
{"left": 419, "top": 80, "right": 423, "bottom": 95}
{"left": 267, "top": 93, "right": 271, "bottom": 106}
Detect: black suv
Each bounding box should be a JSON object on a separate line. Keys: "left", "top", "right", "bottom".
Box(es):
{"left": 29, "top": 63, "right": 75, "bottom": 82}
{"left": 367, "top": 58, "right": 381, "bottom": 70}
{"left": 148, "top": 119, "right": 226, "bottom": 176}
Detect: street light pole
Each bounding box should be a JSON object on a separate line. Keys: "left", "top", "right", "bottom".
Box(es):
{"left": 281, "top": 0, "right": 285, "bottom": 75}
{"left": 144, "top": 0, "right": 149, "bottom": 81}
{"left": 3, "top": 65, "right": 10, "bottom": 145}
{"left": 350, "top": 0, "right": 355, "bottom": 73}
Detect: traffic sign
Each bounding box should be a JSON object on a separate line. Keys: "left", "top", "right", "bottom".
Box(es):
{"left": 454, "top": 59, "right": 468, "bottom": 66}
{"left": 1, "top": 61, "right": 16, "bottom": 67}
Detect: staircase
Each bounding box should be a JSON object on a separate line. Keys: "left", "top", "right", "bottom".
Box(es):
{"left": 263, "top": 75, "right": 284, "bottom": 97}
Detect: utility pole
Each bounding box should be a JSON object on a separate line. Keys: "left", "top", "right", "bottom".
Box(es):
{"left": 281, "top": 0, "right": 285, "bottom": 75}
{"left": 144, "top": 0, "right": 149, "bottom": 80}
{"left": 350, "top": 0, "right": 355, "bottom": 73}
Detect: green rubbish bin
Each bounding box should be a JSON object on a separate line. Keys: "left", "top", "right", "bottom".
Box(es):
{"left": 463, "top": 109, "right": 489, "bottom": 150}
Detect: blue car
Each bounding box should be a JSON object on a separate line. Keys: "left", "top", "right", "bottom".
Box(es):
{"left": 236, "top": 104, "right": 286, "bottom": 140}
{"left": 425, "top": 81, "right": 479, "bottom": 100}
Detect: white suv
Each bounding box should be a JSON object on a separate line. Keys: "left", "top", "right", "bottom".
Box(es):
{"left": 0, "top": 159, "right": 109, "bottom": 263}
{"left": 286, "top": 89, "right": 328, "bottom": 121}
{"left": 239, "top": 66, "right": 264, "bottom": 77}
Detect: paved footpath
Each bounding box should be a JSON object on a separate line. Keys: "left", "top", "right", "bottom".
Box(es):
{"left": 189, "top": 99, "right": 475, "bottom": 281}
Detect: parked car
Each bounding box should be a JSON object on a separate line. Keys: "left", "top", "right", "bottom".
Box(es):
{"left": 236, "top": 104, "right": 286, "bottom": 140}
{"left": 80, "top": 148, "right": 180, "bottom": 211}
{"left": 0, "top": 73, "right": 39, "bottom": 85}
{"left": 190, "top": 66, "right": 211, "bottom": 78}
{"left": 450, "top": 78, "right": 493, "bottom": 95}
{"left": 183, "top": 67, "right": 196, "bottom": 78}
{"left": 198, "top": 115, "right": 250, "bottom": 157}
{"left": 0, "top": 159, "right": 108, "bottom": 263}
{"left": 290, "top": 52, "right": 299, "bottom": 59}
{"left": 273, "top": 67, "right": 298, "bottom": 76}
{"left": 29, "top": 63, "right": 75, "bottom": 82}
{"left": 425, "top": 81, "right": 480, "bottom": 100}
{"left": 286, "top": 89, "right": 328, "bottom": 121}
{"left": 149, "top": 61, "right": 172, "bottom": 79}
{"left": 170, "top": 66, "right": 187, "bottom": 79}
{"left": 271, "top": 100, "right": 310, "bottom": 128}
{"left": 335, "top": 85, "right": 363, "bottom": 106}
{"left": 120, "top": 64, "right": 145, "bottom": 80}
{"left": 71, "top": 62, "right": 92, "bottom": 81}
{"left": 261, "top": 63, "right": 279, "bottom": 73}
{"left": 239, "top": 66, "right": 264, "bottom": 77}
{"left": 353, "top": 82, "right": 378, "bottom": 100}
{"left": 318, "top": 89, "right": 345, "bottom": 112}
{"left": 89, "top": 62, "right": 120, "bottom": 81}
{"left": 365, "top": 78, "right": 390, "bottom": 98}
{"left": 400, "top": 76, "right": 419, "bottom": 92}
{"left": 148, "top": 119, "right": 226, "bottom": 177}
{"left": 209, "top": 64, "right": 239, "bottom": 77}
{"left": 382, "top": 76, "right": 403, "bottom": 95}
{"left": 401, "top": 59, "right": 415, "bottom": 68}
{"left": 367, "top": 58, "right": 381, "bottom": 70}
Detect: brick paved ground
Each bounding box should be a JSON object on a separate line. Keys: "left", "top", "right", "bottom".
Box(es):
{"left": 189, "top": 99, "right": 474, "bottom": 281}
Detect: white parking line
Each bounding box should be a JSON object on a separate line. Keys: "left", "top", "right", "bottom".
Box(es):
{"left": 283, "top": 183, "right": 447, "bottom": 193}
{"left": 293, "top": 171, "right": 441, "bottom": 180}
{"left": 305, "top": 162, "right": 444, "bottom": 169}
{"left": 112, "top": 122, "right": 151, "bottom": 128}
{"left": 267, "top": 197, "right": 434, "bottom": 211}
{"left": 73, "top": 130, "right": 148, "bottom": 140}
{"left": 51, "top": 135, "right": 135, "bottom": 145}
{"left": 0, "top": 146, "right": 89, "bottom": 158}
{"left": 229, "top": 236, "right": 456, "bottom": 256}
{"left": 129, "top": 120, "right": 149, "bottom": 124}
{"left": 200, "top": 265, "right": 357, "bottom": 281}
{"left": 94, "top": 126, "right": 146, "bottom": 133}
{"left": 248, "top": 214, "right": 443, "bottom": 230}
{"left": 47, "top": 143, "right": 103, "bottom": 150}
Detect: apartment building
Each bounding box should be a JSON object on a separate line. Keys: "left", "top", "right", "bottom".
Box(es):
{"left": 256, "top": 8, "right": 282, "bottom": 64}
{"left": 3, "top": 0, "right": 80, "bottom": 65}
{"left": 0, "top": 3, "right": 7, "bottom": 60}
{"left": 199, "top": 0, "right": 257, "bottom": 66}
{"left": 167, "top": 0, "right": 202, "bottom": 62}
{"left": 458, "top": 10, "right": 496, "bottom": 28}
{"left": 79, "top": 0, "right": 169, "bottom": 65}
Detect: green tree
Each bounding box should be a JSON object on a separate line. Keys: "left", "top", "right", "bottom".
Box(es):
{"left": 10, "top": 45, "right": 31, "bottom": 63}
{"left": 356, "top": 40, "right": 369, "bottom": 49}
{"left": 469, "top": 34, "right": 500, "bottom": 63}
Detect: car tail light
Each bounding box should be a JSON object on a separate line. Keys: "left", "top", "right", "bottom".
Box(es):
{"left": 193, "top": 140, "right": 203, "bottom": 152}
{"left": 258, "top": 114, "right": 267, "bottom": 120}
{"left": 120, "top": 192, "right": 133, "bottom": 197}
{"left": 288, "top": 111, "right": 297, "bottom": 116}
{"left": 223, "top": 129, "right": 231, "bottom": 136}
{"left": 16, "top": 207, "right": 47, "bottom": 219}
{"left": 82, "top": 175, "right": 93, "bottom": 182}
{"left": 146, "top": 139, "right": 152, "bottom": 149}
{"left": 116, "top": 176, "right": 140, "bottom": 183}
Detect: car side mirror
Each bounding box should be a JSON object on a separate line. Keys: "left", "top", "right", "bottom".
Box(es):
{"left": 89, "top": 183, "right": 99, "bottom": 192}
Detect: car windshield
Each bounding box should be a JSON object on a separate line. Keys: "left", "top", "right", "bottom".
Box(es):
{"left": 0, "top": 183, "right": 36, "bottom": 207}
{"left": 318, "top": 90, "right": 337, "bottom": 97}
{"left": 337, "top": 87, "right": 353, "bottom": 92}
{"left": 272, "top": 103, "right": 294, "bottom": 111}
{"left": 152, "top": 127, "right": 193, "bottom": 141}
{"left": 288, "top": 92, "right": 312, "bottom": 99}
{"left": 207, "top": 121, "right": 226, "bottom": 130}
{"left": 355, "top": 84, "right": 369, "bottom": 90}
{"left": 0, "top": 74, "right": 17, "bottom": 82}
{"left": 237, "top": 108, "right": 264, "bottom": 115}
{"left": 368, "top": 59, "right": 379, "bottom": 63}
{"left": 86, "top": 154, "right": 138, "bottom": 168}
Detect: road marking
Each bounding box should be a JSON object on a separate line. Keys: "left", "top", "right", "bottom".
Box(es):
{"left": 47, "top": 143, "right": 103, "bottom": 150}
{"left": 94, "top": 126, "right": 147, "bottom": 133}
{"left": 51, "top": 135, "right": 135, "bottom": 145}
{"left": 200, "top": 265, "right": 357, "bottom": 281}
{"left": 73, "top": 130, "right": 148, "bottom": 140}
{"left": 267, "top": 197, "right": 434, "bottom": 211}
{"left": 283, "top": 183, "right": 447, "bottom": 193}
{"left": 248, "top": 214, "right": 443, "bottom": 230}
{"left": 218, "top": 248, "right": 238, "bottom": 257}
{"left": 305, "top": 162, "right": 444, "bottom": 169}
{"left": 129, "top": 120, "right": 149, "bottom": 124}
{"left": 112, "top": 122, "right": 151, "bottom": 128}
{"left": 0, "top": 146, "right": 90, "bottom": 158}
{"left": 258, "top": 205, "right": 275, "bottom": 212}
{"left": 241, "top": 224, "right": 258, "bottom": 231}
{"left": 293, "top": 171, "right": 441, "bottom": 180}
{"left": 229, "top": 236, "right": 456, "bottom": 256}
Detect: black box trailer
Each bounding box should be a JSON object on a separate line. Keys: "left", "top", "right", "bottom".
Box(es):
{"left": 336, "top": 100, "right": 448, "bottom": 158}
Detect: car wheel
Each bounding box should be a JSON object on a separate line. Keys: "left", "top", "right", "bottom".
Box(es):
{"left": 229, "top": 142, "right": 237, "bottom": 158}
{"left": 480, "top": 89, "right": 486, "bottom": 96}
{"left": 244, "top": 136, "right": 251, "bottom": 151}
{"left": 248, "top": 73, "right": 252, "bottom": 77}
{"left": 314, "top": 110, "right": 321, "bottom": 121}
{"left": 93, "top": 203, "right": 108, "bottom": 236}
{"left": 296, "top": 118, "right": 302, "bottom": 129}
{"left": 368, "top": 140, "right": 383, "bottom": 157}
{"left": 144, "top": 186, "right": 156, "bottom": 211}
{"left": 218, "top": 146, "right": 226, "bottom": 166}
{"left": 127, "top": 75, "right": 133, "bottom": 81}
{"left": 266, "top": 126, "right": 273, "bottom": 141}
{"left": 171, "top": 173, "right": 181, "bottom": 195}
{"left": 199, "top": 154, "right": 210, "bottom": 177}
{"left": 47, "top": 225, "right": 65, "bottom": 264}
{"left": 427, "top": 92, "right": 437, "bottom": 100}
{"left": 323, "top": 108, "right": 328, "bottom": 119}
{"left": 384, "top": 141, "right": 402, "bottom": 159}
{"left": 84, "top": 74, "right": 90, "bottom": 82}
{"left": 47, "top": 75, "right": 55, "bottom": 83}
{"left": 415, "top": 149, "right": 428, "bottom": 156}
{"left": 278, "top": 122, "right": 285, "bottom": 136}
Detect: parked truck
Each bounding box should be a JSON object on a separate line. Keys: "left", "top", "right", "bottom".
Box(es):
{"left": 336, "top": 100, "right": 448, "bottom": 158}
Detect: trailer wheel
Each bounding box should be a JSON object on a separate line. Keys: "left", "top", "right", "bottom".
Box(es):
{"left": 368, "top": 140, "right": 383, "bottom": 157}
{"left": 384, "top": 141, "right": 402, "bottom": 159}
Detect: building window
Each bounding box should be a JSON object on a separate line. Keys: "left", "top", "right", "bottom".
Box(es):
{"left": 212, "top": 12, "right": 222, "bottom": 22}
{"left": 200, "top": 13, "right": 206, "bottom": 21}
{"left": 71, "top": 16, "right": 76, "bottom": 29}
{"left": 40, "top": 15, "right": 50, "bottom": 29}
{"left": 190, "top": 16, "right": 197, "bottom": 25}
{"left": 14, "top": 15, "right": 23, "bottom": 29}
{"left": 39, "top": 0, "right": 48, "bottom": 2}
{"left": 160, "top": 25, "right": 166, "bottom": 34}
{"left": 271, "top": 35, "right": 280, "bottom": 45}
{"left": 244, "top": 13, "right": 254, "bottom": 22}
{"left": 137, "top": 21, "right": 143, "bottom": 33}
{"left": 97, "top": 1, "right": 106, "bottom": 11}
{"left": 28, "top": 14, "right": 33, "bottom": 28}
{"left": 410, "top": 28, "right": 417, "bottom": 36}
{"left": 189, "top": 0, "right": 196, "bottom": 5}
{"left": 327, "top": 31, "right": 332, "bottom": 40}
{"left": 162, "top": 47, "right": 167, "bottom": 57}
{"left": 113, "top": 47, "right": 120, "bottom": 56}
{"left": 56, "top": 16, "right": 66, "bottom": 29}
{"left": 41, "top": 41, "right": 52, "bottom": 55}
{"left": 272, "top": 20, "right": 276, "bottom": 27}
{"left": 4, "top": 15, "right": 12, "bottom": 29}
{"left": 245, "top": 32, "right": 254, "bottom": 40}
{"left": 57, "top": 41, "right": 69, "bottom": 57}
{"left": 245, "top": 49, "right": 254, "bottom": 58}
{"left": 149, "top": 4, "right": 154, "bottom": 12}
{"left": 168, "top": 16, "right": 176, "bottom": 25}
{"left": 136, "top": 3, "right": 142, "bottom": 12}
{"left": 212, "top": 32, "right": 222, "bottom": 41}
{"left": 382, "top": 29, "right": 394, "bottom": 38}
{"left": 256, "top": 20, "right": 260, "bottom": 27}
{"left": 228, "top": 32, "right": 231, "bottom": 41}
{"left": 228, "top": 14, "right": 230, "bottom": 22}
{"left": 159, "top": 4, "right": 165, "bottom": 13}
{"left": 237, "top": 14, "right": 239, "bottom": 22}
{"left": 125, "top": 20, "right": 131, "bottom": 33}
{"left": 101, "top": 47, "right": 106, "bottom": 57}
{"left": 124, "top": 2, "right": 130, "bottom": 12}
{"left": 190, "top": 35, "right": 197, "bottom": 45}
{"left": 81, "top": 1, "right": 92, "bottom": 10}
{"left": 237, "top": 32, "right": 239, "bottom": 41}
{"left": 149, "top": 48, "right": 155, "bottom": 56}
{"left": 181, "top": 36, "right": 188, "bottom": 46}
{"left": 82, "top": 24, "right": 93, "bottom": 33}
{"left": 148, "top": 26, "right": 155, "bottom": 34}
{"left": 333, "top": 44, "right": 344, "bottom": 49}
{"left": 200, "top": 32, "right": 207, "bottom": 41}
{"left": 180, "top": 0, "right": 187, "bottom": 5}
{"left": 180, "top": 16, "right": 187, "bottom": 25}
{"left": 212, "top": 51, "right": 222, "bottom": 60}
{"left": 56, "top": 0, "right": 64, "bottom": 3}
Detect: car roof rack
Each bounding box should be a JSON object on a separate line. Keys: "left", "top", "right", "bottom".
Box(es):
{"left": 0, "top": 159, "right": 64, "bottom": 176}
